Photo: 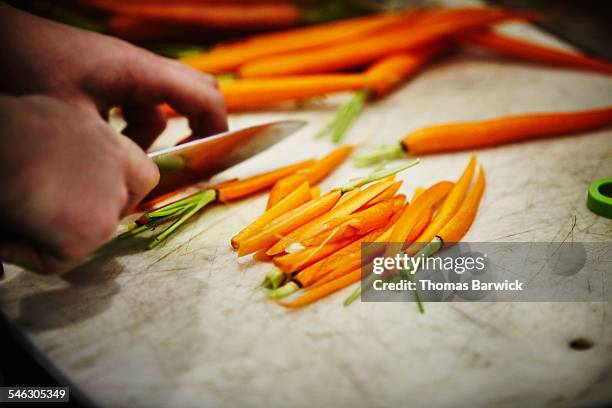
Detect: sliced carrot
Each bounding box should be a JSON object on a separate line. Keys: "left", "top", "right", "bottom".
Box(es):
{"left": 239, "top": 8, "right": 523, "bottom": 77}
{"left": 282, "top": 269, "right": 362, "bottom": 308}
{"left": 310, "top": 186, "right": 321, "bottom": 199}
{"left": 411, "top": 154, "right": 476, "bottom": 245}
{"left": 300, "top": 145, "right": 354, "bottom": 185}
{"left": 402, "top": 106, "right": 612, "bottom": 155}
{"left": 412, "top": 187, "right": 425, "bottom": 199}
{"left": 217, "top": 159, "right": 314, "bottom": 202}
{"left": 460, "top": 29, "right": 612, "bottom": 76}
{"left": 266, "top": 180, "right": 395, "bottom": 255}
{"left": 231, "top": 181, "right": 311, "bottom": 247}
{"left": 180, "top": 12, "right": 412, "bottom": 72}
{"left": 437, "top": 166, "right": 486, "bottom": 243}
{"left": 389, "top": 181, "right": 454, "bottom": 242}
{"left": 331, "top": 189, "right": 360, "bottom": 210}
{"left": 254, "top": 249, "right": 273, "bottom": 262}
{"left": 266, "top": 173, "right": 308, "bottom": 209}
{"left": 357, "top": 180, "right": 403, "bottom": 211}
{"left": 273, "top": 237, "right": 358, "bottom": 273}
{"left": 404, "top": 207, "right": 432, "bottom": 243}
{"left": 237, "top": 190, "right": 341, "bottom": 256}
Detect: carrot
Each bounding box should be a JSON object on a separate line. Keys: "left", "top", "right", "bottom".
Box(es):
{"left": 300, "top": 145, "right": 354, "bottom": 185}
{"left": 238, "top": 8, "right": 523, "bottom": 77}
{"left": 273, "top": 237, "right": 358, "bottom": 273}
{"left": 357, "top": 180, "right": 403, "bottom": 211}
{"left": 231, "top": 181, "right": 311, "bottom": 247}
{"left": 437, "top": 166, "right": 486, "bottom": 244}
{"left": 282, "top": 269, "right": 362, "bottom": 308}
{"left": 266, "top": 173, "right": 308, "bottom": 209}
{"left": 404, "top": 207, "right": 432, "bottom": 243}
{"left": 402, "top": 106, "right": 612, "bottom": 155}
{"left": 412, "top": 187, "right": 425, "bottom": 199}
{"left": 389, "top": 181, "right": 454, "bottom": 242}
{"left": 410, "top": 154, "right": 476, "bottom": 246}
{"left": 460, "top": 29, "right": 612, "bottom": 76}
{"left": 236, "top": 190, "right": 341, "bottom": 256}
{"left": 303, "top": 196, "right": 402, "bottom": 246}
{"left": 219, "top": 75, "right": 380, "bottom": 111}
{"left": 217, "top": 159, "right": 314, "bottom": 202}
{"left": 265, "top": 180, "right": 395, "bottom": 255}
{"left": 310, "top": 186, "right": 320, "bottom": 199}
{"left": 254, "top": 249, "right": 273, "bottom": 262}
{"left": 86, "top": 1, "right": 301, "bottom": 30}
{"left": 365, "top": 43, "right": 448, "bottom": 96}
{"left": 331, "top": 189, "right": 360, "bottom": 210}
{"left": 180, "top": 12, "right": 412, "bottom": 72}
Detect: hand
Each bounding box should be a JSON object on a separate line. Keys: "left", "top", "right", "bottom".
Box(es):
{"left": 0, "top": 3, "right": 228, "bottom": 148}
{"left": 0, "top": 95, "right": 160, "bottom": 274}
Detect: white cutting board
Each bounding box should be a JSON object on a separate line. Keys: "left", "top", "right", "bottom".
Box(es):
{"left": 1, "top": 8, "right": 612, "bottom": 408}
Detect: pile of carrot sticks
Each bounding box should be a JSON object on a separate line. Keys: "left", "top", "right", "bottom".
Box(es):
{"left": 231, "top": 153, "right": 486, "bottom": 309}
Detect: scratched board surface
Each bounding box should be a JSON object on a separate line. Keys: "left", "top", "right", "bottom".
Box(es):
{"left": 1, "top": 6, "right": 612, "bottom": 408}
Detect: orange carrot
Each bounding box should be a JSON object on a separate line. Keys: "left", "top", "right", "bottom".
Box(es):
{"left": 460, "top": 29, "right": 612, "bottom": 75}
{"left": 237, "top": 190, "right": 341, "bottom": 256}
{"left": 217, "top": 159, "right": 314, "bottom": 202}
{"left": 219, "top": 75, "right": 380, "bottom": 111}
{"left": 273, "top": 237, "right": 358, "bottom": 273}
{"left": 389, "top": 181, "right": 454, "bottom": 242}
{"left": 332, "top": 189, "right": 360, "bottom": 210}
{"left": 411, "top": 154, "right": 476, "bottom": 246}
{"left": 282, "top": 269, "right": 362, "bottom": 308}
{"left": 239, "top": 8, "right": 523, "bottom": 77}
{"left": 87, "top": 1, "right": 301, "bottom": 30}
{"left": 310, "top": 186, "right": 321, "bottom": 198}
{"left": 181, "top": 12, "right": 412, "bottom": 72}
{"left": 402, "top": 106, "right": 612, "bottom": 155}
{"left": 357, "top": 180, "right": 403, "bottom": 211}
{"left": 231, "top": 181, "right": 311, "bottom": 247}
{"left": 412, "top": 187, "right": 425, "bottom": 199}
{"left": 300, "top": 145, "right": 354, "bottom": 185}
{"left": 437, "top": 166, "right": 486, "bottom": 243}
{"left": 254, "top": 249, "right": 273, "bottom": 262}
{"left": 266, "top": 180, "right": 395, "bottom": 255}
{"left": 266, "top": 173, "right": 308, "bottom": 209}
{"left": 404, "top": 207, "right": 432, "bottom": 243}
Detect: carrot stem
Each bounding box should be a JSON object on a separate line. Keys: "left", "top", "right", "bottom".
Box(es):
{"left": 270, "top": 281, "right": 300, "bottom": 299}
{"left": 262, "top": 267, "right": 286, "bottom": 290}
{"left": 353, "top": 143, "right": 405, "bottom": 167}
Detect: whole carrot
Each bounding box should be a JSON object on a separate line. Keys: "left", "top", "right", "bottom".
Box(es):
{"left": 460, "top": 29, "right": 612, "bottom": 76}
{"left": 236, "top": 190, "right": 341, "bottom": 256}
{"left": 232, "top": 181, "right": 312, "bottom": 247}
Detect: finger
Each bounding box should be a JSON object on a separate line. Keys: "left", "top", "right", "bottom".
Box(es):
{"left": 0, "top": 237, "right": 73, "bottom": 275}
{"left": 122, "top": 104, "right": 168, "bottom": 150}
{"left": 118, "top": 52, "right": 228, "bottom": 138}
{"left": 116, "top": 135, "right": 160, "bottom": 214}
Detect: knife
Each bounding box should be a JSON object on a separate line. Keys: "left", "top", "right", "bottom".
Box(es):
{"left": 146, "top": 120, "right": 306, "bottom": 199}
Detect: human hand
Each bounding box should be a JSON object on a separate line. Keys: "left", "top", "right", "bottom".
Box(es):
{"left": 0, "top": 95, "right": 160, "bottom": 274}
{"left": 0, "top": 2, "right": 227, "bottom": 148}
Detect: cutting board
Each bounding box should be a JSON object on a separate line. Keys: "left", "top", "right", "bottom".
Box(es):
{"left": 1, "top": 7, "right": 611, "bottom": 408}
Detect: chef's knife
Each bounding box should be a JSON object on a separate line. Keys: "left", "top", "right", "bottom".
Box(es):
{"left": 147, "top": 120, "right": 306, "bottom": 198}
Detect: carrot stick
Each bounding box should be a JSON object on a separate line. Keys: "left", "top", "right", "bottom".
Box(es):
{"left": 300, "top": 145, "right": 354, "bottom": 185}
{"left": 357, "top": 180, "right": 403, "bottom": 211}
{"left": 460, "top": 29, "right": 612, "bottom": 75}
{"left": 282, "top": 269, "right": 362, "bottom": 308}
{"left": 180, "top": 12, "right": 412, "bottom": 72}
{"left": 266, "top": 173, "right": 308, "bottom": 209}
{"left": 231, "top": 181, "right": 311, "bottom": 247}
{"left": 238, "top": 8, "right": 523, "bottom": 77}
{"left": 219, "top": 75, "right": 380, "bottom": 111}
{"left": 273, "top": 237, "right": 358, "bottom": 273}
{"left": 331, "top": 189, "right": 360, "bottom": 210}
{"left": 437, "top": 166, "right": 486, "bottom": 244}
{"left": 237, "top": 190, "right": 341, "bottom": 256}
{"left": 404, "top": 207, "right": 432, "bottom": 243}
{"left": 412, "top": 187, "right": 425, "bottom": 199}
{"left": 402, "top": 106, "right": 612, "bottom": 155}
{"left": 310, "top": 186, "right": 320, "bottom": 198}
{"left": 266, "top": 180, "right": 395, "bottom": 255}
{"left": 389, "top": 181, "right": 454, "bottom": 242}
{"left": 86, "top": 1, "right": 301, "bottom": 30}
{"left": 217, "top": 159, "right": 314, "bottom": 202}
{"left": 409, "top": 154, "right": 476, "bottom": 247}
{"left": 254, "top": 249, "right": 273, "bottom": 262}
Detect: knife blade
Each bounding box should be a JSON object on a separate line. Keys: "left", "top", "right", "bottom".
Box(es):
{"left": 146, "top": 120, "right": 306, "bottom": 198}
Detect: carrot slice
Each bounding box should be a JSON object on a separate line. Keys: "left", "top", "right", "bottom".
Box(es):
{"left": 389, "top": 181, "right": 454, "bottom": 242}
{"left": 231, "top": 181, "right": 311, "bottom": 247}
{"left": 437, "top": 166, "right": 486, "bottom": 243}
{"left": 331, "top": 189, "right": 360, "bottom": 210}
{"left": 282, "top": 269, "right": 362, "bottom": 308}
{"left": 273, "top": 237, "right": 358, "bottom": 273}
{"left": 237, "top": 190, "right": 341, "bottom": 256}
{"left": 266, "top": 173, "right": 308, "bottom": 210}
{"left": 217, "top": 159, "right": 314, "bottom": 202}
{"left": 402, "top": 106, "right": 612, "bottom": 155}
{"left": 460, "top": 29, "right": 612, "bottom": 76}
{"left": 300, "top": 145, "right": 354, "bottom": 185}
{"left": 357, "top": 180, "right": 403, "bottom": 211}
{"left": 411, "top": 154, "right": 476, "bottom": 246}
{"left": 266, "top": 180, "right": 395, "bottom": 255}
{"left": 310, "top": 186, "right": 321, "bottom": 198}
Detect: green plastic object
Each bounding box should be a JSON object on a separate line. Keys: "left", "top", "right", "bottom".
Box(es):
{"left": 587, "top": 178, "right": 612, "bottom": 219}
